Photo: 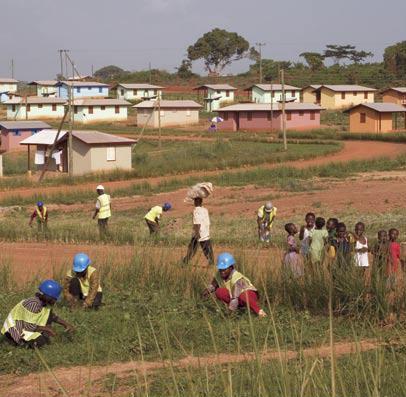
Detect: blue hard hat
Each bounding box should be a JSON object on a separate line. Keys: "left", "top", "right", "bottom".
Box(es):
{"left": 217, "top": 252, "right": 236, "bottom": 270}
{"left": 163, "top": 202, "right": 172, "bottom": 211}
{"left": 37, "top": 201, "right": 44, "bottom": 207}
{"left": 73, "top": 253, "right": 91, "bottom": 273}
{"left": 39, "top": 279, "right": 62, "bottom": 300}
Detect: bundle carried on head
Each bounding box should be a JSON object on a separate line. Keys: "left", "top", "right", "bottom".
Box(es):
{"left": 185, "top": 182, "right": 214, "bottom": 203}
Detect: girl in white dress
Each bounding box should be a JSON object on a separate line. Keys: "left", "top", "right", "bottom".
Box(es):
{"left": 354, "top": 222, "right": 369, "bottom": 267}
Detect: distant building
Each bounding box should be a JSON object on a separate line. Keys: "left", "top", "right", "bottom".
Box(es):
{"left": 345, "top": 103, "right": 406, "bottom": 133}
{"left": 57, "top": 81, "right": 109, "bottom": 99}
{"left": 381, "top": 87, "right": 406, "bottom": 106}
{"left": 20, "top": 129, "right": 137, "bottom": 175}
{"left": 0, "top": 78, "right": 18, "bottom": 103}
{"left": 245, "top": 84, "right": 300, "bottom": 104}
{"left": 0, "top": 121, "right": 50, "bottom": 151}
{"left": 134, "top": 100, "right": 201, "bottom": 127}
{"left": 302, "top": 85, "right": 375, "bottom": 109}
{"left": 67, "top": 75, "right": 91, "bottom": 81}
{"left": 72, "top": 98, "right": 131, "bottom": 124}
{"left": 4, "top": 97, "right": 66, "bottom": 120}
{"left": 217, "top": 103, "right": 324, "bottom": 132}
{"left": 115, "top": 83, "right": 163, "bottom": 101}
{"left": 194, "top": 84, "right": 237, "bottom": 111}
{"left": 28, "top": 81, "right": 59, "bottom": 97}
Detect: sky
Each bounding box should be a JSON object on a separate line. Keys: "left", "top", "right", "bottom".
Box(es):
{"left": 1, "top": 0, "right": 405, "bottom": 81}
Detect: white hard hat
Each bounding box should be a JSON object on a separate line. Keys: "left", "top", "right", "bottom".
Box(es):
{"left": 264, "top": 201, "right": 273, "bottom": 212}
{"left": 96, "top": 185, "right": 104, "bottom": 190}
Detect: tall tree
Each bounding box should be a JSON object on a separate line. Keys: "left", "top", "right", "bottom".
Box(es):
{"left": 187, "top": 28, "right": 254, "bottom": 75}
{"left": 384, "top": 41, "right": 406, "bottom": 76}
{"left": 323, "top": 44, "right": 356, "bottom": 64}
{"left": 348, "top": 50, "right": 373, "bottom": 64}
{"left": 299, "top": 52, "right": 325, "bottom": 71}
{"left": 176, "top": 59, "right": 195, "bottom": 78}
{"left": 94, "top": 65, "right": 126, "bottom": 80}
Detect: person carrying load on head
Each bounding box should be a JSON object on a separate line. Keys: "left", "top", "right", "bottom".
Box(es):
{"left": 29, "top": 201, "right": 48, "bottom": 232}
{"left": 257, "top": 201, "right": 277, "bottom": 243}
{"left": 63, "top": 253, "right": 103, "bottom": 309}
{"left": 93, "top": 185, "right": 111, "bottom": 238}
{"left": 144, "top": 202, "right": 172, "bottom": 235}
{"left": 203, "top": 252, "right": 267, "bottom": 317}
{"left": 1, "top": 280, "right": 74, "bottom": 348}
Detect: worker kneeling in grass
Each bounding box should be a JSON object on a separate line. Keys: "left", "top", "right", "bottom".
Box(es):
{"left": 144, "top": 202, "right": 172, "bottom": 235}
{"left": 203, "top": 253, "right": 267, "bottom": 318}
{"left": 1, "top": 280, "right": 74, "bottom": 348}
{"left": 257, "top": 201, "right": 277, "bottom": 243}
{"left": 29, "top": 200, "right": 48, "bottom": 232}
{"left": 63, "top": 253, "right": 103, "bottom": 309}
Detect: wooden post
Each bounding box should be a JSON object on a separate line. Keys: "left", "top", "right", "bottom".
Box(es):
{"left": 158, "top": 96, "right": 161, "bottom": 149}
{"left": 281, "top": 69, "right": 287, "bottom": 150}
{"left": 27, "top": 144, "right": 31, "bottom": 176}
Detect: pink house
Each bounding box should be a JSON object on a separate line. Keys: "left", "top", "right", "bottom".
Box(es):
{"left": 0, "top": 121, "right": 50, "bottom": 151}
{"left": 217, "top": 103, "right": 324, "bottom": 132}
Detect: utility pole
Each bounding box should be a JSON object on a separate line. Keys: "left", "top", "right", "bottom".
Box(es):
{"left": 10, "top": 59, "right": 14, "bottom": 79}
{"left": 270, "top": 77, "right": 273, "bottom": 131}
{"left": 68, "top": 56, "right": 74, "bottom": 176}
{"left": 149, "top": 62, "right": 152, "bottom": 84}
{"left": 255, "top": 42, "right": 266, "bottom": 83}
{"left": 280, "top": 69, "right": 287, "bottom": 151}
{"left": 157, "top": 96, "right": 161, "bottom": 149}
{"left": 91, "top": 64, "right": 94, "bottom": 77}
{"left": 58, "top": 50, "right": 64, "bottom": 79}
{"left": 64, "top": 50, "right": 69, "bottom": 79}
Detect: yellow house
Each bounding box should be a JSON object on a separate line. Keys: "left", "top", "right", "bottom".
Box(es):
{"left": 302, "top": 85, "right": 376, "bottom": 110}
{"left": 381, "top": 87, "right": 406, "bottom": 106}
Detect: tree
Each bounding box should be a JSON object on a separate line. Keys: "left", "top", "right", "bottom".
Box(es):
{"left": 348, "top": 50, "right": 373, "bottom": 64}
{"left": 176, "top": 59, "right": 195, "bottom": 78}
{"left": 323, "top": 44, "right": 356, "bottom": 64}
{"left": 384, "top": 41, "right": 406, "bottom": 76}
{"left": 94, "top": 65, "right": 127, "bottom": 80}
{"left": 299, "top": 52, "right": 325, "bottom": 71}
{"left": 187, "top": 28, "right": 254, "bottom": 74}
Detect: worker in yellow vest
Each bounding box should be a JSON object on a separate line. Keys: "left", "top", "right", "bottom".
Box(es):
{"left": 29, "top": 201, "right": 48, "bottom": 232}
{"left": 203, "top": 252, "right": 267, "bottom": 317}
{"left": 1, "top": 280, "right": 75, "bottom": 348}
{"left": 257, "top": 201, "right": 277, "bottom": 243}
{"left": 63, "top": 253, "right": 103, "bottom": 309}
{"left": 144, "top": 202, "right": 172, "bottom": 235}
{"left": 93, "top": 185, "right": 111, "bottom": 238}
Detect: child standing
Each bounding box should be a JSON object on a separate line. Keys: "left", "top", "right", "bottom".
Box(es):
{"left": 371, "top": 230, "right": 389, "bottom": 276}
{"left": 334, "top": 222, "right": 352, "bottom": 266}
{"left": 309, "top": 217, "right": 328, "bottom": 265}
{"left": 299, "top": 212, "right": 315, "bottom": 258}
{"left": 354, "top": 222, "right": 369, "bottom": 268}
{"left": 326, "top": 218, "right": 339, "bottom": 259}
{"left": 387, "top": 228, "right": 401, "bottom": 275}
{"left": 284, "top": 223, "right": 304, "bottom": 277}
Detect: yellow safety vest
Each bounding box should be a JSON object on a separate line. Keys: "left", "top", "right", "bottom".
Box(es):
{"left": 223, "top": 270, "right": 256, "bottom": 298}
{"left": 1, "top": 299, "right": 51, "bottom": 341}
{"left": 145, "top": 206, "right": 163, "bottom": 223}
{"left": 257, "top": 206, "right": 277, "bottom": 229}
{"left": 68, "top": 266, "right": 102, "bottom": 296}
{"left": 36, "top": 206, "right": 47, "bottom": 221}
{"left": 97, "top": 194, "right": 111, "bottom": 219}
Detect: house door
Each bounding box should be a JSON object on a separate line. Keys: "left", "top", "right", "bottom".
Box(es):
{"left": 315, "top": 91, "right": 321, "bottom": 104}
{"left": 234, "top": 112, "right": 240, "bottom": 131}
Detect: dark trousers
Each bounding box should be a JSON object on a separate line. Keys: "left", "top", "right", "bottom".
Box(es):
{"left": 145, "top": 219, "right": 159, "bottom": 235}
{"left": 68, "top": 277, "right": 103, "bottom": 309}
{"left": 98, "top": 218, "right": 109, "bottom": 238}
{"left": 183, "top": 237, "right": 214, "bottom": 265}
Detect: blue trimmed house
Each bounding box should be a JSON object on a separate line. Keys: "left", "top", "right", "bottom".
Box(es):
{"left": 57, "top": 81, "right": 109, "bottom": 99}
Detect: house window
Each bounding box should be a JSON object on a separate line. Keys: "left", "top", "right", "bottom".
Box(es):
{"left": 101, "top": 105, "right": 106, "bottom": 110}
{"left": 217, "top": 90, "right": 221, "bottom": 94}
{"left": 99, "top": 87, "right": 103, "bottom": 93}
{"left": 364, "top": 92, "right": 368, "bottom": 99}
{"left": 186, "top": 109, "right": 191, "bottom": 117}
{"left": 360, "top": 113, "right": 366, "bottom": 123}
{"left": 353, "top": 92, "right": 357, "bottom": 96}
{"left": 341, "top": 92, "right": 345, "bottom": 100}
{"left": 226, "top": 90, "right": 230, "bottom": 97}
{"left": 88, "top": 106, "right": 93, "bottom": 114}
{"left": 247, "top": 112, "right": 252, "bottom": 121}
{"left": 310, "top": 111, "right": 315, "bottom": 120}
{"left": 122, "top": 89, "right": 125, "bottom": 95}
{"left": 267, "top": 112, "right": 271, "bottom": 121}
{"left": 38, "top": 104, "right": 43, "bottom": 109}
{"left": 74, "top": 106, "right": 78, "bottom": 114}
{"left": 52, "top": 104, "right": 57, "bottom": 111}
{"left": 286, "top": 112, "right": 292, "bottom": 121}
{"left": 13, "top": 130, "right": 21, "bottom": 136}
{"left": 223, "top": 112, "right": 228, "bottom": 121}
{"left": 76, "top": 87, "right": 81, "bottom": 93}
{"left": 106, "top": 147, "right": 116, "bottom": 161}
{"left": 26, "top": 104, "right": 31, "bottom": 112}
{"left": 299, "top": 111, "right": 304, "bottom": 116}
{"left": 291, "top": 90, "right": 296, "bottom": 97}
{"left": 132, "top": 89, "right": 136, "bottom": 95}
{"left": 11, "top": 105, "right": 16, "bottom": 112}
{"left": 115, "top": 105, "right": 120, "bottom": 114}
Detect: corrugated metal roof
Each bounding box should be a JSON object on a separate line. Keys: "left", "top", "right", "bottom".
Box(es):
{"left": 58, "top": 81, "right": 109, "bottom": 87}
{"left": 248, "top": 84, "right": 300, "bottom": 91}
{"left": 194, "top": 84, "right": 237, "bottom": 90}
{"left": 383, "top": 87, "right": 406, "bottom": 94}
{"left": 0, "top": 121, "right": 51, "bottom": 130}
{"left": 133, "top": 100, "right": 202, "bottom": 109}
{"left": 346, "top": 103, "right": 406, "bottom": 113}
{"left": 303, "top": 85, "right": 322, "bottom": 91}
{"left": 73, "top": 99, "right": 131, "bottom": 106}
{"left": 20, "top": 129, "right": 68, "bottom": 145}
{"left": 321, "top": 85, "right": 376, "bottom": 92}
{"left": 0, "top": 78, "right": 19, "bottom": 84}
{"left": 217, "top": 102, "right": 324, "bottom": 112}
{"left": 28, "top": 80, "right": 59, "bottom": 86}
{"left": 4, "top": 96, "right": 66, "bottom": 104}
{"left": 117, "top": 83, "right": 163, "bottom": 89}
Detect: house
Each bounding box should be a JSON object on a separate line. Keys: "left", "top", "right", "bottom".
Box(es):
{"left": 302, "top": 85, "right": 322, "bottom": 103}
{"left": 115, "top": 83, "right": 163, "bottom": 101}
{"left": 67, "top": 74, "right": 92, "bottom": 81}
{"left": 72, "top": 99, "right": 131, "bottom": 124}
{"left": 57, "top": 81, "right": 109, "bottom": 99}
{"left": 245, "top": 84, "right": 300, "bottom": 104}
{"left": 4, "top": 97, "right": 66, "bottom": 120}
{"left": 20, "top": 129, "right": 136, "bottom": 175}
{"left": 28, "top": 81, "right": 59, "bottom": 97}
{"left": 0, "top": 78, "right": 18, "bottom": 103}
{"left": 134, "top": 100, "right": 201, "bottom": 127}
{"left": 217, "top": 103, "right": 324, "bottom": 132}
{"left": 381, "top": 87, "right": 406, "bottom": 106}
{"left": 0, "top": 121, "right": 50, "bottom": 151}
{"left": 344, "top": 103, "right": 406, "bottom": 133}
{"left": 194, "top": 84, "right": 236, "bottom": 111}
{"left": 302, "top": 85, "right": 376, "bottom": 109}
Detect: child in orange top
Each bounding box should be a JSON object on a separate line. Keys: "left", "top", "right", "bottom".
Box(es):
{"left": 387, "top": 228, "right": 401, "bottom": 275}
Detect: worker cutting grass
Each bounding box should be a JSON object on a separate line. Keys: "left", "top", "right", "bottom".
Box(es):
{"left": 1, "top": 280, "right": 74, "bottom": 348}
{"left": 144, "top": 202, "right": 172, "bottom": 235}
{"left": 63, "top": 253, "right": 103, "bottom": 309}
{"left": 28, "top": 201, "right": 48, "bottom": 232}
{"left": 257, "top": 201, "right": 277, "bottom": 243}
{"left": 93, "top": 185, "right": 111, "bottom": 239}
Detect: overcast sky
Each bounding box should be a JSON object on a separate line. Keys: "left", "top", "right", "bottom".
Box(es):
{"left": 1, "top": 0, "right": 405, "bottom": 81}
